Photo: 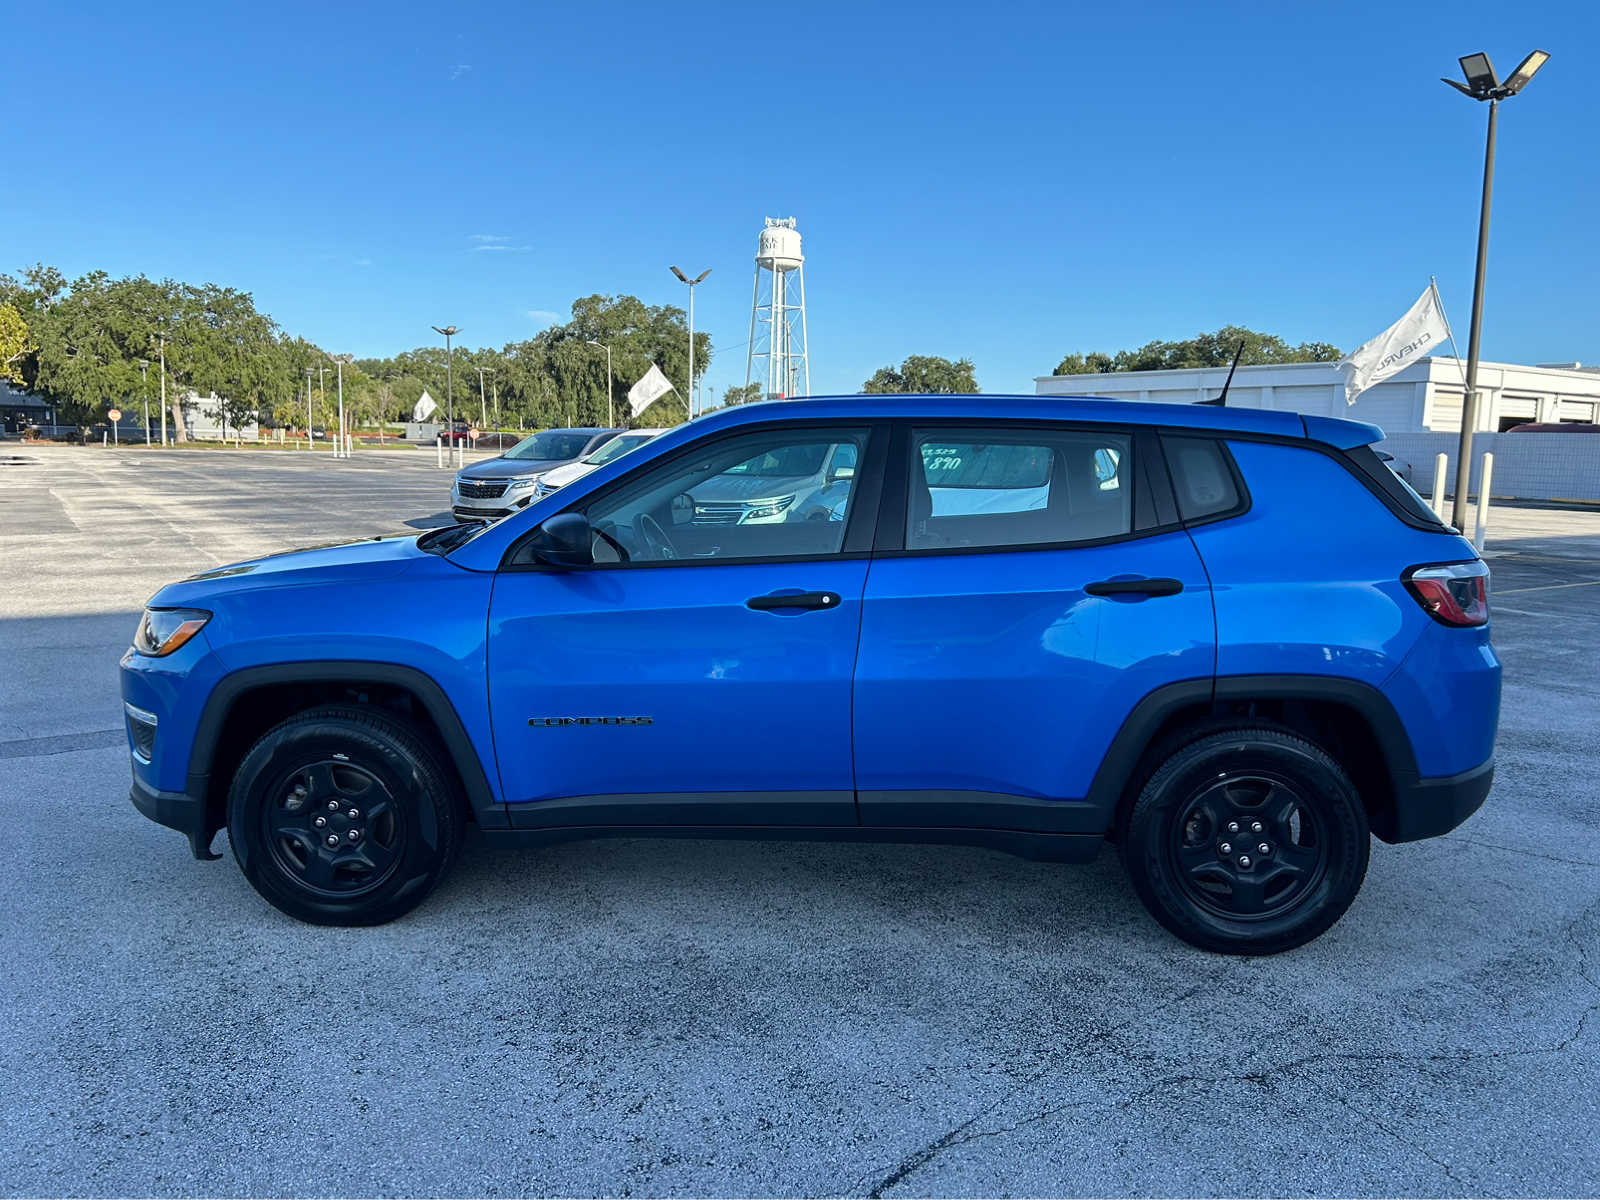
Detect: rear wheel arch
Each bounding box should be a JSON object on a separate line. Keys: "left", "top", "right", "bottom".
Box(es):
{"left": 1091, "top": 675, "right": 1419, "bottom": 843}
{"left": 188, "top": 662, "right": 502, "bottom": 844}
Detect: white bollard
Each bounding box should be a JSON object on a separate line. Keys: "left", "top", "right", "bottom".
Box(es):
{"left": 1474, "top": 452, "right": 1494, "bottom": 552}
{"left": 437, "top": 436, "right": 445, "bottom": 468}
{"left": 1431, "top": 453, "right": 1447, "bottom": 519}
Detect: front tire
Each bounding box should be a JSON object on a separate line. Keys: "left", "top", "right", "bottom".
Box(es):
{"left": 227, "top": 705, "right": 462, "bottom": 926}
{"left": 1122, "top": 727, "right": 1370, "bottom": 954}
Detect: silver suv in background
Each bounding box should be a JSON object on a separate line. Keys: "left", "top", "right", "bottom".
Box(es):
{"left": 531, "top": 428, "right": 666, "bottom": 500}
{"left": 451, "top": 427, "right": 621, "bottom": 521}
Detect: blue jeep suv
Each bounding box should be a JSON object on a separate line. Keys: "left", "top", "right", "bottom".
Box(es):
{"left": 121, "top": 396, "right": 1499, "bottom": 953}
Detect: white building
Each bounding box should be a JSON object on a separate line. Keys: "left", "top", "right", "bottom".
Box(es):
{"left": 1035, "top": 358, "right": 1600, "bottom": 434}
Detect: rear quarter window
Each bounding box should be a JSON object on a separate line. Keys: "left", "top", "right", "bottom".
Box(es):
{"left": 1163, "top": 436, "right": 1243, "bottom": 522}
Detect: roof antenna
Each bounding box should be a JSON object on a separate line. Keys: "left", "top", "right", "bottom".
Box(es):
{"left": 1196, "top": 339, "right": 1245, "bottom": 406}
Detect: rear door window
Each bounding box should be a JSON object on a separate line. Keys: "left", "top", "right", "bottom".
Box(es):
{"left": 907, "top": 428, "right": 1133, "bottom": 550}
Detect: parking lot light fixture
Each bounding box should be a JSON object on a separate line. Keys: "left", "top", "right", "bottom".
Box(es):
{"left": 669, "top": 267, "right": 711, "bottom": 417}
{"left": 137, "top": 359, "right": 150, "bottom": 445}
{"left": 330, "top": 354, "right": 354, "bottom": 458}
{"left": 432, "top": 324, "right": 461, "bottom": 465}
{"left": 155, "top": 334, "right": 168, "bottom": 447}
{"left": 476, "top": 365, "right": 493, "bottom": 429}
{"left": 586, "top": 340, "right": 613, "bottom": 427}
{"left": 1441, "top": 48, "right": 1550, "bottom": 529}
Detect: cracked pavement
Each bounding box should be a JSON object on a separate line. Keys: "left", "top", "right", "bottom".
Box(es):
{"left": 2, "top": 446, "right": 1597, "bottom": 1196}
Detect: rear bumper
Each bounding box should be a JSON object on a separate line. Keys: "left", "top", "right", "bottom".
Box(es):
{"left": 1384, "top": 758, "right": 1494, "bottom": 843}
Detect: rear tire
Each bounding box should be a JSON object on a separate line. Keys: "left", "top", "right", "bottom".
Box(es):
{"left": 227, "top": 705, "right": 462, "bottom": 926}
{"left": 1122, "top": 727, "right": 1369, "bottom": 954}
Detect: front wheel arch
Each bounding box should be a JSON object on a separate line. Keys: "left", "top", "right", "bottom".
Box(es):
{"left": 190, "top": 662, "right": 503, "bottom": 845}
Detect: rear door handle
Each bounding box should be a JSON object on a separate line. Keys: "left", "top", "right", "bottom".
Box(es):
{"left": 1085, "top": 576, "right": 1184, "bottom": 598}
{"left": 746, "top": 591, "right": 841, "bottom": 612}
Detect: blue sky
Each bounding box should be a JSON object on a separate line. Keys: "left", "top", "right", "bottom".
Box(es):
{"left": 6, "top": 0, "right": 1597, "bottom": 401}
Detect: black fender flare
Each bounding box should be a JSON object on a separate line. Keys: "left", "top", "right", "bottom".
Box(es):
{"left": 1083, "top": 674, "right": 1421, "bottom": 828}
{"left": 186, "top": 660, "right": 505, "bottom": 828}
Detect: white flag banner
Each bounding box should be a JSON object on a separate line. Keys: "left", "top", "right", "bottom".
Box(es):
{"left": 627, "top": 363, "right": 676, "bottom": 417}
{"left": 412, "top": 390, "right": 438, "bottom": 421}
{"left": 1339, "top": 286, "right": 1450, "bottom": 405}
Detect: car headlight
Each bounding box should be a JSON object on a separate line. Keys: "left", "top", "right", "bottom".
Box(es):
{"left": 133, "top": 608, "right": 210, "bottom": 657}
{"left": 504, "top": 475, "right": 542, "bottom": 490}
{"left": 742, "top": 495, "right": 795, "bottom": 522}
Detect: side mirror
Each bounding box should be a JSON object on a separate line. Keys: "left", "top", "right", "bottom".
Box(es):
{"left": 670, "top": 493, "right": 694, "bottom": 526}
{"left": 828, "top": 465, "right": 856, "bottom": 484}
{"left": 528, "top": 511, "right": 594, "bottom": 566}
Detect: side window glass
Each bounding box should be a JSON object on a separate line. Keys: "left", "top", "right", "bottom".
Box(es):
{"left": 584, "top": 427, "right": 870, "bottom": 564}
{"left": 908, "top": 428, "right": 1133, "bottom": 550}
{"left": 1165, "top": 437, "right": 1241, "bottom": 521}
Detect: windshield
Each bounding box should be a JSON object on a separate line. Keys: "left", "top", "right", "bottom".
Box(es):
{"left": 585, "top": 432, "right": 654, "bottom": 466}
{"left": 722, "top": 443, "right": 829, "bottom": 479}
{"left": 505, "top": 431, "right": 595, "bottom": 462}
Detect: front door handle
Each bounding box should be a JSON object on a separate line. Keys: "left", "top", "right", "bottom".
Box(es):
{"left": 1085, "top": 576, "right": 1184, "bottom": 598}
{"left": 746, "top": 590, "right": 841, "bottom": 612}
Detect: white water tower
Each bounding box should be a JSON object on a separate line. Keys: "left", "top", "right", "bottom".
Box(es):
{"left": 745, "top": 217, "right": 810, "bottom": 399}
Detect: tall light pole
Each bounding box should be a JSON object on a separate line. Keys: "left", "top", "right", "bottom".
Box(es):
{"left": 431, "top": 325, "right": 461, "bottom": 464}
{"left": 137, "top": 359, "right": 150, "bottom": 445}
{"left": 305, "top": 368, "right": 314, "bottom": 450}
{"left": 585, "top": 340, "right": 614, "bottom": 427}
{"left": 476, "top": 365, "right": 492, "bottom": 428}
{"left": 156, "top": 335, "right": 168, "bottom": 447}
{"left": 330, "top": 353, "right": 354, "bottom": 458}
{"left": 1442, "top": 48, "right": 1550, "bottom": 528}
{"left": 669, "top": 266, "right": 710, "bottom": 417}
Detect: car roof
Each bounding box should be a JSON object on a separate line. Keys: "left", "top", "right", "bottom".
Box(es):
{"left": 690, "top": 394, "right": 1381, "bottom": 449}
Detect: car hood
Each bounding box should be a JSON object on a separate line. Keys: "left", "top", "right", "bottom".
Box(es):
{"left": 149, "top": 535, "right": 428, "bottom": 606}
{"left": 689, "top": 473, "right": 815, "bottom": 503}
{"left": 458, "top": 456, "right": 573, "bottom": 480}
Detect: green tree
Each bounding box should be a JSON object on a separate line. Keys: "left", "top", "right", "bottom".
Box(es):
{"left": 1053, "top": 326, "right": 1342, "bottom": 375}
{"left": 862, "top": 354, "right": 979, "bottom": 394}
{"left": 1, "top": 303, "right": 31, "bottom": 382}
{"left": 720, "top": 382, "right": 763, "bottom": 407}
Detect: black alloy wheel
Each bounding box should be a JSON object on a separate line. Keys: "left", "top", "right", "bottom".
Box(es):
{"left": 261, "top": 759, "right": 405, "bottom": 898}
{"left": 1169, "top": 772, "right": 1328, "bottom": 919}
{"left": 1122, "top": 727, "right": 1370, "bottom": 955}
{"left": 228, "top": 705, "right": 462, "bottom": 926}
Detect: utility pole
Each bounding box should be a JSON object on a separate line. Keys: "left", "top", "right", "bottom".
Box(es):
{"left": 1442, "top": 49, "right": 1550, "bottom": 528}
{"left": 670, "top": 266, "right": 711, "bottom": 417}
{"left": 431, "top": 325, "right": 461, "bottom": 466}
{"left": 586, "top": 340, "right": 614, "bottom": 427}
{"left": 137, "top": 359, "right": 150, "bottom": 445}
{"left": 330, "top": 354, "right": 353, "bottom": 458}
{"left": 305, "top": 368, "right": 314, "bottom": 450}
{"left": 157, "top": 335, "right": 168, "bottom": 447}
{"left": 476, "top": 365, "right": 492, "bottom": 428}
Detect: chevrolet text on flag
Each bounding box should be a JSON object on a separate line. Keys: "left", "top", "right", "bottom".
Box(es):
{"left": 627, "top": 363, "right": 676, "bottom": 418}
{"left": 1339, "top": 285, "right": 1451, "bottom": 405}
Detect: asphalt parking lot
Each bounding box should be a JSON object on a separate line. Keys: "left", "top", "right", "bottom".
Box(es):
{"left": 2, "top": 443, "right": 1597, "bottom": 1197}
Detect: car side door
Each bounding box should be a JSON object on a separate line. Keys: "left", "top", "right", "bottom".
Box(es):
{"left": 487, "top": 421, "right": 886, "bottom": 828}
{"left": 851, "top": 422, "right": 1216, "bottom": 835}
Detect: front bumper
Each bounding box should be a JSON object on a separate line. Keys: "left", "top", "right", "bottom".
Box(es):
{"left": 1383, "top": 758, "right": 1494, "bottom": 843}
{"left": 451, "top": 488, "right": 537, "bottom": 522}
{"left": 130, "top": 773, "right": 221, "bottom": 859}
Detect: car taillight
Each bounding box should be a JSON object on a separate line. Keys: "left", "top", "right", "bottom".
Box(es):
{"left": 1404, "top": 561, "right": 1489, "bottom": 627}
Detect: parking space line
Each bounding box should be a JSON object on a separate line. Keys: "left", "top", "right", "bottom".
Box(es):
{"left": 1493, "top": 606, "right": 1589, "bottom": 619}
{"left": 1495, "top": 578, "right": 1600, "bottom": 595}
